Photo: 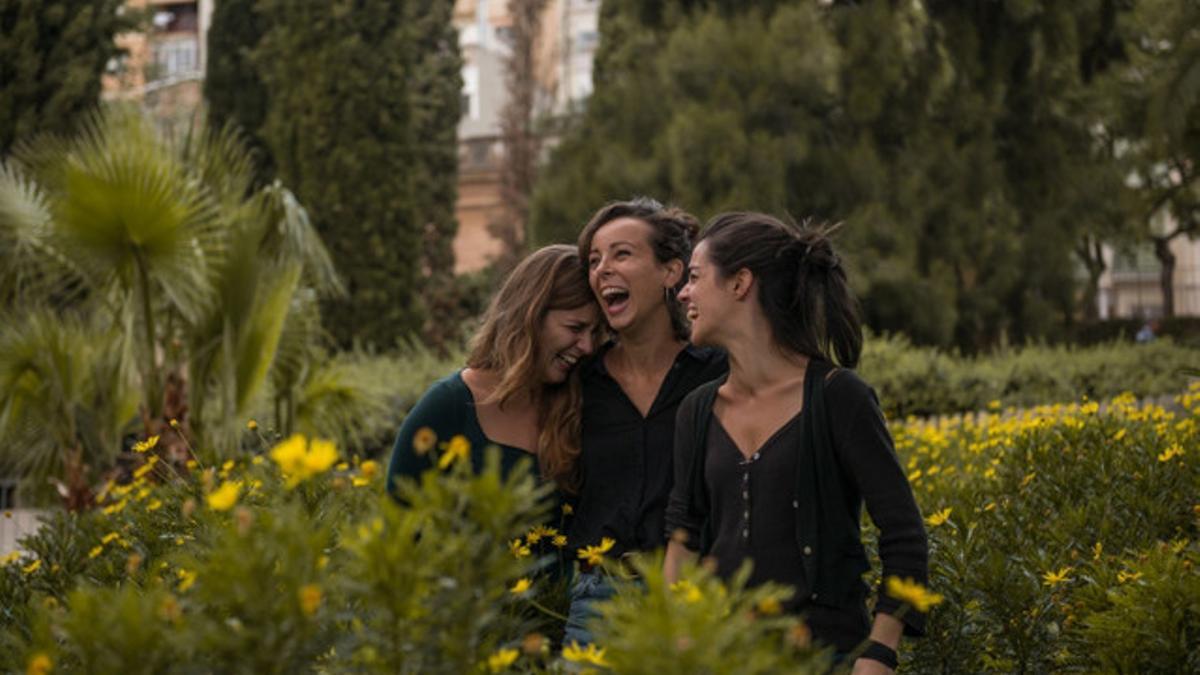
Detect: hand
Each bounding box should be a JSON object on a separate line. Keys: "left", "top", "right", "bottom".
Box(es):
{"left": 851, "top": 657, "right": 894, "bottom": 675}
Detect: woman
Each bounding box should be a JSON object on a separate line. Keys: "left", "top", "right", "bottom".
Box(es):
{"left": 563, "top": 198, "right": 728, "bottom": 646}
{"left": 387, "top": 244, "right": 599, "bottom": 496}
{"left": 664, "top": 213, "right": 928, "bottom": 674}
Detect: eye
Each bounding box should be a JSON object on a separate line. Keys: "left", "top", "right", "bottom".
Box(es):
{"left": 615, "top": 248, "right": 631, "bottom": 259}
{"left": 588, "top": 256, "right": 600, "bottom": 269}
{"left": 688, "top": 271, "right": 698, "bottom": 282}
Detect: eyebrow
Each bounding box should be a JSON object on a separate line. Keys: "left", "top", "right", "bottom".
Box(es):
{"left": 590, "top": 240, "right": 637, "bottom": 252}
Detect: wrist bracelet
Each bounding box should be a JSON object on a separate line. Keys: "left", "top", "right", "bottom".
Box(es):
{"left": 861, "top": 640, "right": 899, "bottom": 669}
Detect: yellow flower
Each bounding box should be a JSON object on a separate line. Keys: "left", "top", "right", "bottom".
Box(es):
{"left": 756, "top": 596, "right": 782, "bottom": 616}
{"left": 1158, "top": 444, "right": 1184, "bottom": 462}
{"left": 1020, "top": 472, "right": 1037, "bottom": 488}
{"left": 147, "top": 499, "right": 163, "bottom": 512}
{"left": 987, "top": 399, "right": 1002, "bottom": 411}
{"left": 132, "top": 435, "right": 160, "bottom": 453}
{"left": 22, "top": 559, "right": 41, "bottom": 575}
{"left": 247, "top": 419, "right": 258, "bottom": 431}
{"left": 562, "top": 503, "right": 574, "bottom": 516}
{"left": 298, "top": 584, "right": 322, "bottom": 616}
{"left": 360, "top": 460, "right": 379, "bottom": 479}
{"left": 486, "top": 647, "right": 519, "bottom": 673}
{"left": 1042, "top": 566, "right": 1073, "bottom": 587}
{"left": 169, "top": 418, "right": 180, "bottom": 429}
{"left": 2, "top": 551, "right": 20, "bottom": 566}
{"left": 87, "top": 546, "right": 104, "bottom": 559}
{"left": 670, "top": 580, "right": 702, "bottom": 604}
{"left": 1112, "top": 428, "right": 1127, "bottom": 441}
{"left": 26, "top": 652, "right": 52, "bottom": 675}
{"left": 551, "top": 534, "right": 568, "bottom": 548}
{"left": 562, "top": 642, "right": 610, "bottom": 668}
{"left": 412, "top": 427, "right": 437, "bottom": 455}
{"left": 269, "top": 435, "right": 339, "bottom": 488}
{"left": 437, "top": 434, "right": 471, "bottom": 470}
{"left": 508, "top": 538, "right": 531, "bottom": 558}
{"left": 1092, "top": 542, "right": 1103, "bottom": 560}
{"left": 206, "top": 481, "right": 242, "bottom": 511}
{"left": 133, "top": 459, "right": 157, "bottom": 480}
{"left": 1116, "top": 570, "right": 1143, "bottom": 583}
{"left": 509, "top": 577, "right": 533, "bottom": 595}
{"left": 885, "top": 576, "right": 943, "bottom": 612}
{"left": 177, "top": 568, "right": 197, "bottom": 592}
{"left": 525, "top": 525, "right": 556, "bottom": 544}
{"left": 577, "top": 537, "right": 616, "bottom": 566}
{"left": 925, "top": 507, "right": 952, "bottom": 527}
{"left": 101, "top": 532, "right": 120, "bottom": 545}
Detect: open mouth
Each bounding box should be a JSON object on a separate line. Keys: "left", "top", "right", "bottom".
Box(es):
{"left": 599, "top": 287, "right": 631, "bottom": 315}
{"left": 554, "top": 353, "right": 579, "bottom": 371}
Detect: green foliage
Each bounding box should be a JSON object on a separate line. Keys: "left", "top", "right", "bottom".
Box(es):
{"left": 860, "top": 332, "right": 1200, "bottom": 418}
{"left": 0, "top": 0, "right": 135, "bottom": 154}
{"left": 204, "top": 0, "right": 273, "bottom": 186}
{"left": 593, "top": 555, "right": 831, "bottom": 673}
{"left": 899, "top": 388, "right": 1200, "bottom": 673}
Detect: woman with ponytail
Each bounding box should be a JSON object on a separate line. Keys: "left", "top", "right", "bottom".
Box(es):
{"left": 664, "top": 213, "right": 927, "bottom": 673}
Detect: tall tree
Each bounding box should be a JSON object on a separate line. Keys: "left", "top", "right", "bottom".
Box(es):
{"left": 407, "top": 0, "right": 465, "bottom": 349}
{"left": 0, "top": 0, "right": 133, "bottom": 154}
{"left": 204, "top": 0, "right": 273, "bottom": 185}
{"left": 252, "top": 0, "right": 426, "bottom": 348}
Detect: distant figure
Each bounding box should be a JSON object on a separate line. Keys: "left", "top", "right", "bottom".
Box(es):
{"left": 1136, "top": 319, "right": 1159, "bottom": 344}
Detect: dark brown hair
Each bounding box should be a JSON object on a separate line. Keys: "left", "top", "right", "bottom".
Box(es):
{"left": 577, "top": 197, "right": 700, "bottom": 341}
{"left": 698, "top": 212, "right": 863, "bottom": 368}
{"left": 467, "top": 244, "right": 596, "bottom": 492}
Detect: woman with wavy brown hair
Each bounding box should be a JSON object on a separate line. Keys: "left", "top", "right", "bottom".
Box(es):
{"left": 386, "top": 244, "right": 601, "bottom": 495}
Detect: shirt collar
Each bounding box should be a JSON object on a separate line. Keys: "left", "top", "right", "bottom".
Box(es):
{"left": 584, "top": 340, "right": 721, "bottom": 376}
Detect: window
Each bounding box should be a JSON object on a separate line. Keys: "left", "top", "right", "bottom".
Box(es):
{"left": 154, "top": 3, "right": 199, "bottom": 33}
{"left": 152, "top": 37, "right": 199, "bottom": 80}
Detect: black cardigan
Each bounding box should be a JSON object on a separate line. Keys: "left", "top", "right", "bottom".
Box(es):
{"left": 665, "top": 359, "right": 930, "bottom": 636}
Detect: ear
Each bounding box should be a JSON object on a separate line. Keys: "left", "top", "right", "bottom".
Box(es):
{"left": 731, "top": 268, "right": 754, "bottom": 301}
{"left": 662, "top": 258, "right": 684, "bottom": 289}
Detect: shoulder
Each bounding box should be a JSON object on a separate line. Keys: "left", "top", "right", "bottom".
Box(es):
{"left": 822, "top": 365, "right": 875, "bottom": 400}
{"left": 679, "top": 375, "right": 724, "bottom": 418}
{"left": 405, "top": 370, "right": 472, "bottom": 418}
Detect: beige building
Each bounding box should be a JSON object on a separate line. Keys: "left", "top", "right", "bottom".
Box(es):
{"left": 453, "top": 0, "right": 600, "bottom": 272}
{"left": 103, "top": 0, "right": 213, "bottom": 139}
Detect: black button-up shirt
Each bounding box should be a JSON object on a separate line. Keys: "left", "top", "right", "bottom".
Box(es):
{"left": 567, "top": 342, "right": 727, "bottom": 556}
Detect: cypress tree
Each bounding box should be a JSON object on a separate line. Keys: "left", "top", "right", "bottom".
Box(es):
{"left": 252, "top": 1, "right": 422, "bottom": 348}
{"left": 0, "top": 0, "right": 132, "bottom": 154}
{"left": 204, "top": 0, "right": 273, "bottom": 184}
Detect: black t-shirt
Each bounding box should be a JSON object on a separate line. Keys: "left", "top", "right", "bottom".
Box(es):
{"left": 567, "top": 342, "right": 728, "bottom": 556}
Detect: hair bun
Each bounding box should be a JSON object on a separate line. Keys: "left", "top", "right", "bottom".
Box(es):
{"left": 663, "top": 207, "right": 701, "bottom": 241}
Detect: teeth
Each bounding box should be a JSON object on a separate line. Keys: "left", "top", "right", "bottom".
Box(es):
{"left": 600, "top": 288, "right": 627, "bottom": 300}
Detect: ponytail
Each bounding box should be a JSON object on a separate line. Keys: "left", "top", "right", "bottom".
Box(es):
{"left": 700, "top": 212, "right": 863, "bottom": 367}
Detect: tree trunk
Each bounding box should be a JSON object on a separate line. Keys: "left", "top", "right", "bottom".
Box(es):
{"left": 1077, "top": 236, "right": 1106, "bottom": 322}
{"left": 1153, "top": 236, "right": 1176, "bottom": 317}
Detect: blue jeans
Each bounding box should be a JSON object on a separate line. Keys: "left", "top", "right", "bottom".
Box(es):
{"left": 562, "top": 571, "right": 615, "bottom": 647}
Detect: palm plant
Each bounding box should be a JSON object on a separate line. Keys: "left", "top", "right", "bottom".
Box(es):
{"left": 0, "top": 310, "right": 137, "bottom": 508}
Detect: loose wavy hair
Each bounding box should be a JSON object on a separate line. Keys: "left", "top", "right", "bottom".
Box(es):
{"left": 466, "top": 244, "right": 596, "bottom": 492}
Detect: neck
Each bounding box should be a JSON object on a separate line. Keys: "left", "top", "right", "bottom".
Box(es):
{"left": 612, "top": 310, "right": 685, "bottom": 373}
{"left": 722, "top": 315, "right": 807, "bottom": 395}
{"left": 465, "top": 366, "right": 536, "bottom": 409}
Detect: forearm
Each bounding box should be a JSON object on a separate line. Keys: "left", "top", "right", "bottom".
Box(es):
{"left": 868, "top": 611, "right": 904, "bottom": 649}
{"left": 663, "top": 540, "right": 698, "bottom": 584}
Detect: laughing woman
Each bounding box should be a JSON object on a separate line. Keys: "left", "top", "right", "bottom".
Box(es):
{"left": 386, "top": 244, "right": 600, "bottom": 497}
{"left": 664, "top": 213, "right": 927, "bottom": 674}
{"left": 562, "top": 198, "right": 728, "bottom": 646}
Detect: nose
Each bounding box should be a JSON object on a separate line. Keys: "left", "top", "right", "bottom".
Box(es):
{"left": 678, "top": 283, "right": 692, "bottom": 304}
{"left": 577, "top": 329, "right": 595, "bottom": 356}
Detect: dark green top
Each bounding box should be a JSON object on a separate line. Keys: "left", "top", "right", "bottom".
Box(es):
{"left": 386, "top": 370, "right": 539, "bottom": 493}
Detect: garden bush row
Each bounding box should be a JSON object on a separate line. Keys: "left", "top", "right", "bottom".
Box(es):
{"left": 2, "top": 384, "right": 1197, "bottom": 673}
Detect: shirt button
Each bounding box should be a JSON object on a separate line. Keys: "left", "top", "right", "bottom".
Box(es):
{"left": 752, "top": 452, "right": 760, "bottom": 461}
{"left": 803, "top": 546, "right": 813, "bottom": 555}
{"left": 743, "top": 529, "right": 750, "bottom": 539}
{"left": 792, "top": 500, "right": 799, "bottom": 509}
{"left": 810, "top": 593, "right": 818, "bottom": 601}
{"left": 743, "top": 510, "right": 750, "bottom": 520}
{"left": 742, "top": 491, "right": 749, "bottom": 500}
